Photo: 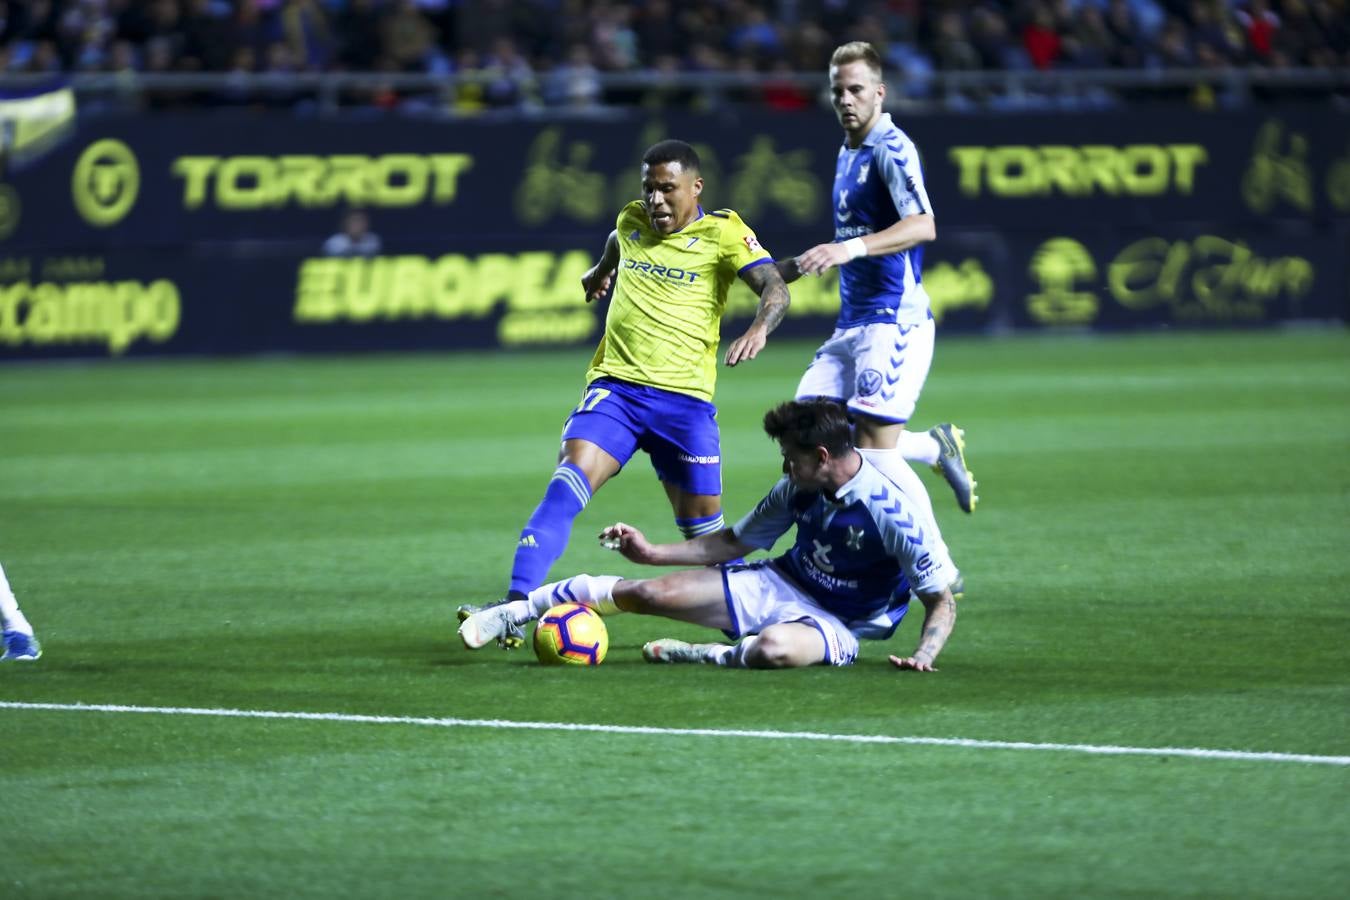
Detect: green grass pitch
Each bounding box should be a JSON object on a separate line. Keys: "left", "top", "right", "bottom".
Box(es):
{"left": 2, "top": 330, "right": 1347, "bottom": 898}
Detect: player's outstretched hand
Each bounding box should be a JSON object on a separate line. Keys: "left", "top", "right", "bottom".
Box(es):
{"left": 724, "top": 326, "right": 767, "bottom": 367}
{"left": 599, "top": 522, "right": 658, "bottom": 564}
{"left": 795, "top": 242, "right": 851, "bottom": 276}
{"left": 581, "top": 266, "right": 614, "bottom": 303}
{"left": 888, "top": 654, "right": 938, "bottom": 672}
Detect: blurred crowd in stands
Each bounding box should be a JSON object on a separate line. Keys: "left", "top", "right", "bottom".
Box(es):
{"left": 1, "top": 0, "right": 1346, "bottom": 110}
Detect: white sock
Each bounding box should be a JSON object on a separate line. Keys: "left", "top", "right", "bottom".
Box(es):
{"left": 525, "top": 574, "right": 623, "bottom": 620}
{"left": 719, "top": 636, "right": 757, "bottom": 667}
{"left": 898, "top": 429, "right": 940, "bottom": 465}
{"left": 0, "top": 563, "right": 32, "bottom": 635}
{"left": 858, "top": 448, "right": 950, "bottom": 558}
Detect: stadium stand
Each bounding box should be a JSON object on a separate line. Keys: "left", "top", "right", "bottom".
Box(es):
{"left": 0, "top": 0, "right": 1347, "bottom": 112}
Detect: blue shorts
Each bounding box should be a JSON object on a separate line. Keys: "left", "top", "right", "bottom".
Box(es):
{"left": 562, "top": 377, "right": 723, "bottom": 496}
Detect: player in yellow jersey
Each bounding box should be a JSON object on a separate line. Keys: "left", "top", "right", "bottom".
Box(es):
{"left": 460, "top": 139, "right": 790, "bottom": 650}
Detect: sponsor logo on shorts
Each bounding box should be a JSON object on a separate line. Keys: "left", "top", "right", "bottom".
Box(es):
{"left": 678, "top": 453, "right": 720, "bottom": 465}
{"left": 856, "top": 368, "right": 883, "bottom": 397}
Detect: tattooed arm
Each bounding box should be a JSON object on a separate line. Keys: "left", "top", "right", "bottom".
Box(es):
{"left": 725, "top": 261, "right": 791, "bottom": 367}
{"left": 889, "top": 586, "right": 957, "bottom": 672}
{"left": 775, "top": 256, "right": 804, "bottom": 284}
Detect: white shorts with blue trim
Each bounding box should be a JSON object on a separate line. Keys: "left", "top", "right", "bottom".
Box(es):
{"left": 795, "top": 317, "right": 936, "bottom": 425}
{"left": 721, "top": 562, "right": 875, "bottom": 666}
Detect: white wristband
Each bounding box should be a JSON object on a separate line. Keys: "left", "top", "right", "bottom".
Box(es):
{"left": 843, "top": 237, "right": 868, "bottom": 260}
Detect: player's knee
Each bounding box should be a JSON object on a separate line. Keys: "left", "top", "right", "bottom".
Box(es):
{"left": 669, "top": 488, "right": 721, "bottom": 520}
{"left": 853, "top": 415, "right": 902, "bottom": 449}
{"left": 617, "top": 578, "right": 673, "bottom": 614}
{"left": 682, "top": 497, "right": 722, "bottom": 519}
{"left": 746, "top": 628, "right": 810, "bottom": 669}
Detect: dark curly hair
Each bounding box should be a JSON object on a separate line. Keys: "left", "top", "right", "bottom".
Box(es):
{"left": 762, "top": 399, "right": 853, "bottom": 457}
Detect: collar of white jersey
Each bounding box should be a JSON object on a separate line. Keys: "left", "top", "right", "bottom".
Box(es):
{"left": 825, "top": 452, "right": 872, "bottom": 506}
{"left": 852, "top": 113, "right": 894, "bottom": 150}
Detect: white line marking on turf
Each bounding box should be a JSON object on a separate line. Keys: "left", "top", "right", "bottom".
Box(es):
{"left": 3, "top": 700, "right": 1347, "bottom": 767}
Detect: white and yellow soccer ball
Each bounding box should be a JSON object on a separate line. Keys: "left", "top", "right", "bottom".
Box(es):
{"left": 533, "top": 603, "right": 608, "bottom": 666}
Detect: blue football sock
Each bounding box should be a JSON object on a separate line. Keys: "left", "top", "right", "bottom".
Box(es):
{"left": 675, "top": 512, "right": 742, "bottom": 565}
{"left": 675, "top": 512, "right": 725, "bottom": 539}
{"left": 509, "top": 462, "right": 592, "bottom": 596}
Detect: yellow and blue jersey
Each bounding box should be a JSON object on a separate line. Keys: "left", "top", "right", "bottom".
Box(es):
{"left": 586, "top": 200, "right": 772, "bottom": 402}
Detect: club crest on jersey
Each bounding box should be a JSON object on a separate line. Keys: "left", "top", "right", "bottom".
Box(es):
{"left": 856, "top": 369, "right": 883, "bottom": 397}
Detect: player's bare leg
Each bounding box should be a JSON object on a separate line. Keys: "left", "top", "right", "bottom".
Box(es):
{"left": 663, "top": 483, "right": 727, "bottom": 541}
{"left": 623, "top": 571, "right": 830, "bottom": 668}
{"left": 663, "top": 484, "right": 721, "bottom": 521}
{"left": 644, "top": 620, "right": 827, "bottom": 668}
{"left": 663, "top": 483, "right": 739, "bottom": 562}
{"left": 623, "top": 567, "right": 734, "bottom": 664}
{"left": 615, "top": 567, "right": 732, "bottom": 627}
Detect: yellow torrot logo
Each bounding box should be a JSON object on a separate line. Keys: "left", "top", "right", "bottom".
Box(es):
{"left": 951, "top": 144, "right": 1207, "bottom": 198}
{"left": 172, "top": 154, "right": 473, "bottom": 210}
{"left": 71, "top": 139, "right": 140, "bottom": 226}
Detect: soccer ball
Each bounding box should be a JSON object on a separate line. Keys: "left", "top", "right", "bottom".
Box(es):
{"left": 533, "top": 603, "right": 608, "bottom": 666}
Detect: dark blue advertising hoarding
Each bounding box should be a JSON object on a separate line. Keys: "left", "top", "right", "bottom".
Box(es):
{"left": 2, "top": 105, "right": 1345, "bottom": 360}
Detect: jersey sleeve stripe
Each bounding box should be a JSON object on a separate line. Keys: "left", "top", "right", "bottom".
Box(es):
{"left": 737, "top": 257, "right": 773, "bottom": 274}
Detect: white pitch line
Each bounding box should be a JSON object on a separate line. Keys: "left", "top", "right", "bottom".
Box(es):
{"left": 3, "top": 700, "right": 1348, "bottom": 767}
